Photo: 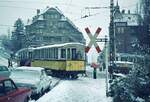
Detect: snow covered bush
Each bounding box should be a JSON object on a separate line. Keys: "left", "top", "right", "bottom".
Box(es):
{"left": 110, "top": 56, "right": 150, "bottom": 102}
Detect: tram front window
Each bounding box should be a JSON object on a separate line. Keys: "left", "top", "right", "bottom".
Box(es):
{"left": 61, "top": 49, "right": 66, "bottom": 59}
{"left": 72, "top": 48, "right": 76, "bottom": 60}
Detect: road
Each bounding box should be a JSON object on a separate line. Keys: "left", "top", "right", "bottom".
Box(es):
{"left": 34, "top": 66, "right": 112, "bottom": 102}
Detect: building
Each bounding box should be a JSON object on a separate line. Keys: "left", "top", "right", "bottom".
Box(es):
{"left": 114, "top": 2, "right": 143, "bottom": 56}
{"left": 98, "top": 2, "right": 144, "bottom": 66}
{"left": 25, "top": 7, "right": 85, "bottom": 47}
{"left": 140, "top": 0, "right": 150, "bottom": 54}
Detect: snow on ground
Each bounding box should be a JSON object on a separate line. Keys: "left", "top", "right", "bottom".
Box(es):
{"left": 37, "top": 77, "right": 112, "bottom": 102}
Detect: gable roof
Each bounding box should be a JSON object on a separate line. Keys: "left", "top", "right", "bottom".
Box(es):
{"left": 26, "top": 6, "right": 82, "bottom": 33}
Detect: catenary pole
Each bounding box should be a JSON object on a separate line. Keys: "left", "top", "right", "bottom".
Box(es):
{"left": 109, "top": 0, "right": 115, "bottom": 78}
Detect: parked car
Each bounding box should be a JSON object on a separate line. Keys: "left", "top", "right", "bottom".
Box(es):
{"left": 10, "top": 66, "right": 52, "bottom": 98}
{"left": 0, "top": 65, "right": 11, "bottom": 77}
{"left": 0, "top": 77, "right": 31, "bottom": 102}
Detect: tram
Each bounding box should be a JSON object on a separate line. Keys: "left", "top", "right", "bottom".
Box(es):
{"left": 16, "top": 43, "right": 86, "bottom": 79}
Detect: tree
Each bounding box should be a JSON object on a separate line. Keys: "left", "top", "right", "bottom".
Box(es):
{"left": 11, "top": 18, "right": 25, "bottom": 53}
{"left": 110, "top": 1, "right": 150, "bottom": 101}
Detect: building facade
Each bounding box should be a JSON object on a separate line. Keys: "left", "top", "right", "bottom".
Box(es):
{"left": 114, "top": 2, "right": 143, "bottom": 55}
{"left": 25, "top": 7, "right": 85, "bottom": 47}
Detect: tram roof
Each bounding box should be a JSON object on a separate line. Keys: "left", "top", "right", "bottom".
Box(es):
{"left": 17, "top": 43, "right": 85, "bottom": 53}
{"left": 33, "top": 42, "right": 85, "bottom": 50}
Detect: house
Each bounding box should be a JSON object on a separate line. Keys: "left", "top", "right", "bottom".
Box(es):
{"left": 25, "top": 6, "right": 85, "bottom": 47}
{"left": 114, "top": 2, "right": 143, "bottom": 54}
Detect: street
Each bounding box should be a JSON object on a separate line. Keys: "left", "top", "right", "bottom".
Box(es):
{"left": 34, "top": 66, "right": 112, "bottom": 102}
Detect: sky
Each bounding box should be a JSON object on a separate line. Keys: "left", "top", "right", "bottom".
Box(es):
{"left": 0, "top": 0, "right": 138, "bottom": 63}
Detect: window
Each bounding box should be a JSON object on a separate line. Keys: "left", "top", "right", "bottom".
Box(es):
{"left": 0, "top": 82, "right": 4, "bottom": 96}
{"left": 61, "top": 49, "right": 66, "bottom": 59}
{"left": 49, "top": 22, "right": 53, "bottom": 26}
{"left": 72, "top": 48, "right": 76, "bottom": 60}
{"left": 0, "top": 66, "right": 8, "bottom": 71}
{"left": 54, "top": 48, "right": 58, "bottom": 59}
{"left": 67, "top": 48, "right": 71, "bottom": 59}
{"left": 4, "top": 80, "right": 16, "bottom": 93}
{"left": 117, "top": 27, "right": 125, "bottom": 33}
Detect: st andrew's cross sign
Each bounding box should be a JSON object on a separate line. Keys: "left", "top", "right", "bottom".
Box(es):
{"left": 85, "top": 27, "right": 102, "bottom": 53}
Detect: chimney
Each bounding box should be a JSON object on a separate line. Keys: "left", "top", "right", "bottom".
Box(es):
{"left": 128, "top": 10, "right": 130, "bottom": 14}
{"left": 37, "top": 9, "right": 40, "bottom": 15}
{"left": 122, "top": 9, "right": 125, "bottom": 14}
{"left": 46, "top": 6, "right": 49, "bottom": 8}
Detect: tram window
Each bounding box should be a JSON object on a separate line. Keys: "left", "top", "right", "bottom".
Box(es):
{"left": 61, "top": 49, "right": 66, "bottom": 59}
{"left": 72, "top": 48, "right": 76, "bottom": 60}
{"left": 121, "top": 57, "right": 127, "bottom": 61}
{"left": 44, "top": 49, "right": 48, "bottom": 59}
{"left": 47, "top": 49, "right": 49, "bottom": 59}
{"left": 45, "top": 49, "right": 47, "bottom": 59}
{"left": 37, "top": 50, "right": 40, "bottom": 59}
{"left": 51, "top": 48, "right": 55, "bottom": 59}
{"left": 127, "top": 57, "right": 131, "bottom": 62}
{"left": 49, "top": 49, "right": 52, "bottom": 59}
{"left": 76, "top": 51, "right": 82, "bottom": 60}
{"left": 34, "top": 50, "right": 39, "bottom": 59}
{"left": 39, "top": 50, "right": 42, "bottom": 59}
{"left": 67, "top": 48, "right": 71, "bottom": 59}
{"left": 116, "top": 57, "right": 118, "bottom": 61}
{"left": 28, "top": 52, "right": 32, "bottom": 59}
{"left": 54, "top": 48, "right": 58, "bottom": 59}
{"left": 42, "top": 49, "right": 44, "bottom": 59}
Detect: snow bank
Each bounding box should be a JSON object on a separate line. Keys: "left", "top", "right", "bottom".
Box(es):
{"left": 37, "top": 77, "right": 112, "bottom": 102}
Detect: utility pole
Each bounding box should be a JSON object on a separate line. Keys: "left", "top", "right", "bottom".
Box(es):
{"left": 103, "top": 36, "right": 109, "bottom": 96}
{"left": 109, "top": 0, "right": 115, "bottom": 78}
{"left": 84, "top": 0, "right": 116, "bottom": 65}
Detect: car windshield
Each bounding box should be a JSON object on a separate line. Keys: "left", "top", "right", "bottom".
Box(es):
{"left": 11, "top": 69, "right": 40, "bottom": 79}
{"left": 0, "top": 66, "right": 8, "bottom": 71}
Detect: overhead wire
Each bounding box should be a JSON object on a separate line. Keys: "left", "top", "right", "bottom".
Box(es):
{"left": 0, "top": 0, "right": 84, "bottom": 8}
{"left": 0, "top": 24, "right": 14, "bottom": 27}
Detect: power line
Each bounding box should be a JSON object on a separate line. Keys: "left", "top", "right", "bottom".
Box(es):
{"left": 0, "top": 1, "right": 84, "bottom": 8}
{"left": 85, "top": 6, "right": 110, "bottom": 9}
{"left": 74, "top": 12, "right": 102, "bottom": 21}
{"left": 0, "top": 24, "right": 14, "bottom": 27}
{"left": 0, "top": 5, "right": 36, "bottom": 10}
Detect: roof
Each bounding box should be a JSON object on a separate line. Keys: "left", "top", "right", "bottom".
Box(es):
{"left": 114, "top": 61, "right": 134, "bottom": 64}
{"left": 26, "top": 6, "right": 82, "bottom": 32}
{"left": 33, "top": 42, "right": 85, "bottom": 50}
{"left": 115, "top": 14, "right": 141, "bottom": 26}
{"left": 16, "top": 42, "right": 85, "bottom": 54}
{"left": 15, "top": 66, "right": 44, "bottom": 72}
{"left": 114, "top": 10, "right": 142, "bottom": 26}
{"left": 116, "top": 53, "right": 144, "bottom": 58}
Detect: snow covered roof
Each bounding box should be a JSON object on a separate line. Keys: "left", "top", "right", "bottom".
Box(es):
{"left": 114, "top": 13, "right": 141, "bottom": 26}
{"left": 41, "top": 6, "right": 64, "bottom": 16}
{"left": 116, "top": 53, "right": 144, "bottom": 58}
{"left": 113, "top": 73, "right": 127, "bottom": 78}
{"left": 114, "top": 61, "right": 134, "bottom": 65}
{"left": 26, "top": 19, "right": 32, "bottom": 25}
{"left": 26, "top": 6, "right": 82, "bottom": 33}
{"left": 37, "top": 15, "right": 44, "bottom": 20}
{"left": 16, "top": 43, "right": 85, "bottom": 54}
{"left": 33, "top": 42, "right": 85, "bottom": 50}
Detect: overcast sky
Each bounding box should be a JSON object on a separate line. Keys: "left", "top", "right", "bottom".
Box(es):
{"left": 0, "top": 0, "right": 138, "bottom": 62}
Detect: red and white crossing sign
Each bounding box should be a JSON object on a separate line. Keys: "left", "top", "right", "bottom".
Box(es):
{"left": 85, "top": 27, "right": 102, "bottom": 53}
